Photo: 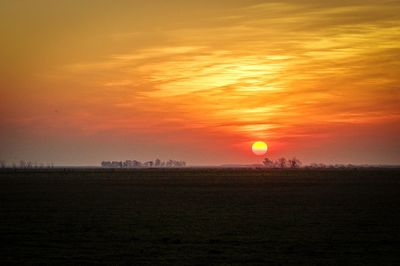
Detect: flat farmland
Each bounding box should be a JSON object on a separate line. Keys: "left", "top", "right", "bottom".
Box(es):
{"left": 0, "top": 168, "right": 399, "bottom": 265}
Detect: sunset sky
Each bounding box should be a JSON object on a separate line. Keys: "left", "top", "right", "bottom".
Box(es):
{"left": 1, "top": 0, "right": 399, "bottom": 166}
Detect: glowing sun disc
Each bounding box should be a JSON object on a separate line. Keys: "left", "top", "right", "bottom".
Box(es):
{"left": 252, "top": 141, "right": 268, "bottom": 155}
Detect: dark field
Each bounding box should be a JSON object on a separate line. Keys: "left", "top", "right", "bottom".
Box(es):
{"left": 1, "top": 168, "right": 399, "bottom": 265}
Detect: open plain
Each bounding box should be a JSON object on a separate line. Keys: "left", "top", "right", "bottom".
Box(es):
{"left": 1, "top": 168, "right": 399, "bottom": 265}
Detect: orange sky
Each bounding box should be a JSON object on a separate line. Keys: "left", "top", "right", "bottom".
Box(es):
{"left": 1, "top": 0, "right": 399, "bottom": 165}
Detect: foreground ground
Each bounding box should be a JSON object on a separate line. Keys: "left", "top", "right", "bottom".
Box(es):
{"left": 0, "top": 168, "right": 399, "bottom": 265}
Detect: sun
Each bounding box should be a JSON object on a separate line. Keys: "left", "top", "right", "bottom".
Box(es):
{"left": 252, "top": 141, "right": 268, "bottom": 156}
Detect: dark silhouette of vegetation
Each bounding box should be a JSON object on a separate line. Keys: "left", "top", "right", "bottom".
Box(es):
{"left": 288, "top": 157, "right": 301, "bottom": 168}
{"left": 262, "top": 157, "right": 302, "bottom": 168}
{"left": 262, "top": 156, "right": 373, "bottom": 169}
{"left": 304, "top": 163, "right": 358, "bottom": 169}
{"left": 101, "top": 159, "right": 186, "bottom": 168}
{"left": 0, "top": 160, "right": 54, "bottom": 169}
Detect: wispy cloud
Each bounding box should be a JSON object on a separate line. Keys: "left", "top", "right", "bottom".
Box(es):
{"left": 61, "top": 0, "right": 400, "bottom": 142}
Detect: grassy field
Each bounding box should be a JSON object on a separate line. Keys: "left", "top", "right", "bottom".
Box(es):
{"left": 0, "top": 168, "right": 399, "bottom": 265}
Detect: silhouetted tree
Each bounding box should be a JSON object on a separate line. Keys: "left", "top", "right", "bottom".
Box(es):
{"left": 144, "top": 161, "right": 154, "bottom": 167}
{"left": 177, "top": 160, "right": 186, "bottom": 167}
{"left": 0, "top": 160, "right": 6, "bottom": 168}
{"left": 101, "top": 161, "right": 112, "bottom": 168}
{"left": 263, "top": 158, "right": 274, "bottom": 168}
{"left": 20, "top": 160, "right": 26, "bottom": 168}
{"left": 277, "top": 157, "right": 287, "bottom": 168}
{"left": 288, "top": 157, "right": 301, "bottom": 168}
{"left": 111, "top": 161, "right": 123, "bottom": 168}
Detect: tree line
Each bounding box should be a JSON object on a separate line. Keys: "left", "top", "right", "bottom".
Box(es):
{"left": 101, "top": 159, "right": 186, "bottom": 168}
{"left": 262, "top": 157, "right": 364, "bottom": 169}
{"left": 262, "top": 157, "right": 302, "bottom": 168}
{"left": 0, "top": 160, "right": 54, "bottom": 169}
